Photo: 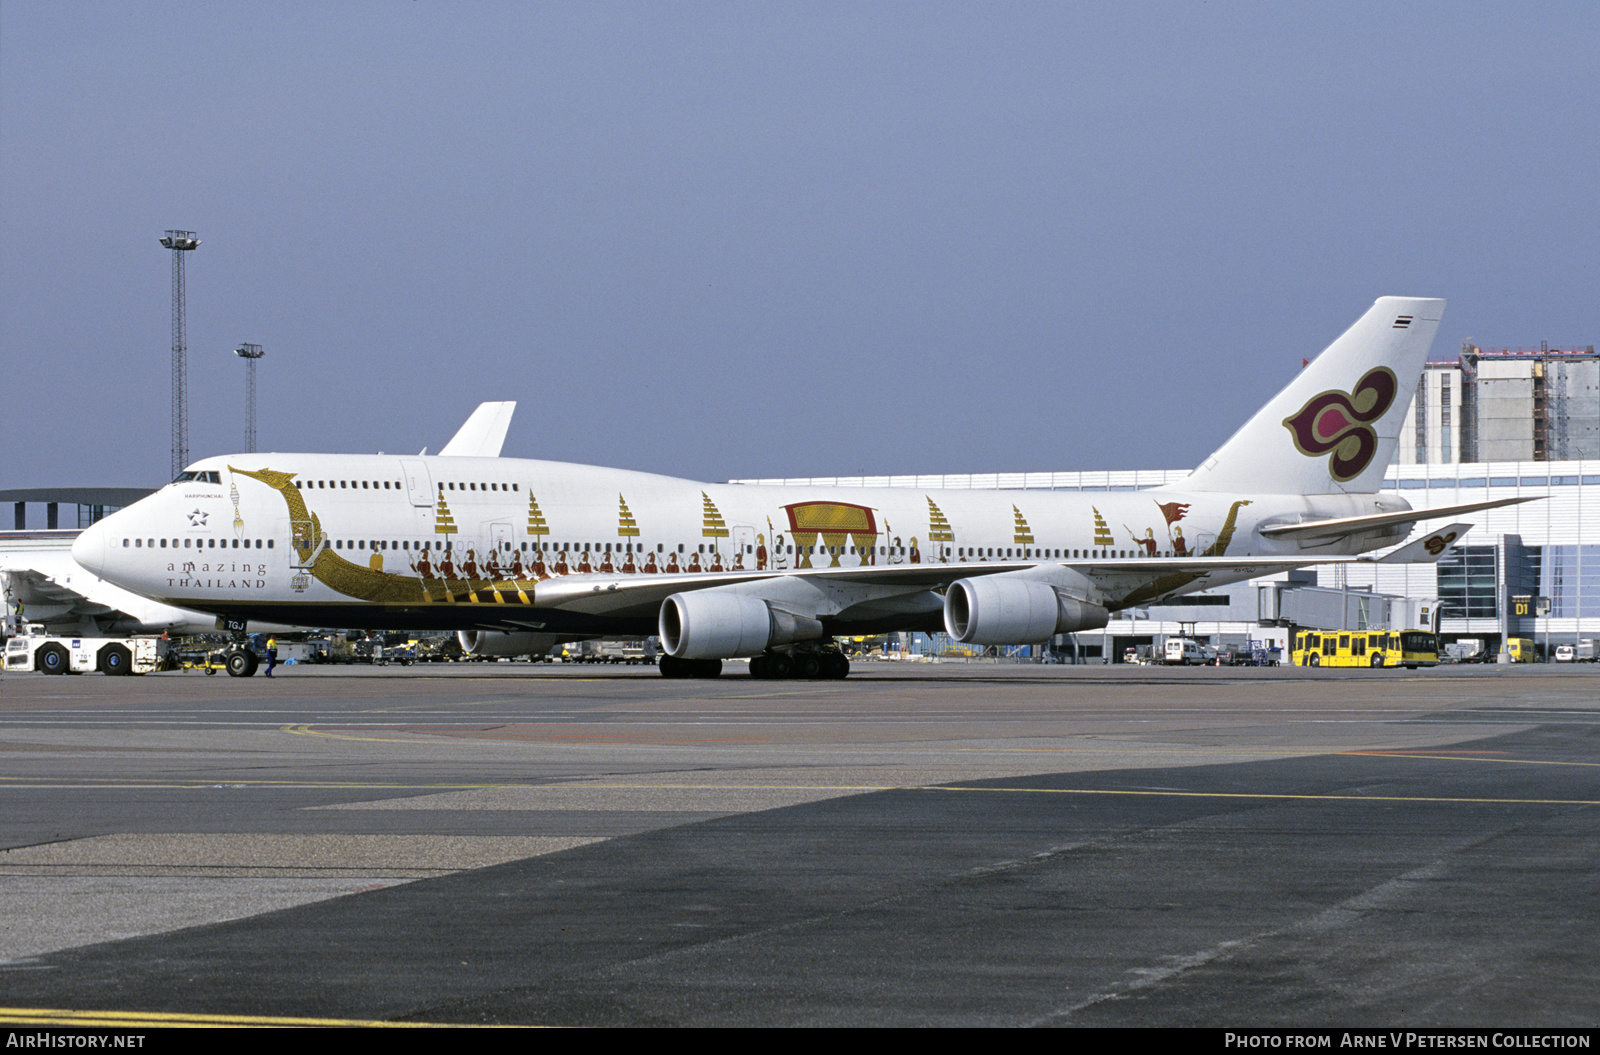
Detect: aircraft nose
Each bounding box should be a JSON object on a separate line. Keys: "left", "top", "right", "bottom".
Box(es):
{"left": 72, "top": 518, "right": 108, "bottom": 577}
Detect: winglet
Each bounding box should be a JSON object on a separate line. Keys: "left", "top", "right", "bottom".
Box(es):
{"left": 439, "top": 402, "right": 516, "bottom": 458}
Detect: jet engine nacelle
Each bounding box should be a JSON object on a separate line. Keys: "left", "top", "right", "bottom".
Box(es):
{"left": 943, "top": 577, "right": 1110, "bottom": 645}
{"left": 457, "top": 630, "right": 561, "bottom": 659}
{"left": 659, "top": 590, "right": 825, "bottom": 659}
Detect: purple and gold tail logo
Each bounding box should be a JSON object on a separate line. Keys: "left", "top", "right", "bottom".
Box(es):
{"left": 1422, "top": 530, "right": 1458, "bottom": 557}
{"left": 1281, "top": 367, "right": 1398, "bottom": 482}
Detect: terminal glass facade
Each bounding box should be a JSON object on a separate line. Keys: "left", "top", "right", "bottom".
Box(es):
{"left": 1542, "top": 545, "right": 1600, "bottom": 619}
{"left": 1437, "top": 547, "right": 1499, "bottom": 618}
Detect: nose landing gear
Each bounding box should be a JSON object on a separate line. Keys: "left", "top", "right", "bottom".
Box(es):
{"left": 225, "top": 648, "right": 259, "bottom": 677}
{"left": 220, "top": 617, "right": 258, "bottom": 677}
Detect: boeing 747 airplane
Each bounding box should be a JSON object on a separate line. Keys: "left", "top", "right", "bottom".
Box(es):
{"left": 72, "top": 297, "right": 1525, "bottom": 678}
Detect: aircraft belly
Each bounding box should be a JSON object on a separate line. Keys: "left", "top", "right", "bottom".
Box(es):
{"left": 150, "top": 598, "right": 659, "bottom": 637}
{"left": 823, "top": 609, "right": 946, "bottom": 636}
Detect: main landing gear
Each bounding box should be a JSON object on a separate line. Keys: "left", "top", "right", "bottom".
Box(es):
{"left": 656, "top": 646, "right": 851, "bottom": 680}
{"left": 749, "top": 646, "right": 849, "bottom": 681}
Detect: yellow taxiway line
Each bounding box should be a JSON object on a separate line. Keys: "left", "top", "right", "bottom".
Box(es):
{"left": 0, "top": 1006, "right": 523, "bottom": 1028}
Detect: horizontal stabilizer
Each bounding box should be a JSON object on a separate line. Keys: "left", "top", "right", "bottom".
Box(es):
{"left": 1257, "top": 496, "right": 1537, "bottom": 542}
{"left": 439, "top": 402, "right": 516, "bottom": 458}
{"left": 1373, "top": 523, "right": 1472, "bottom": 564}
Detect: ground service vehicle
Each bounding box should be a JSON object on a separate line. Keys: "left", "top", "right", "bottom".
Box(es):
{"left": 577, "top": 640, "right": 655, "bottom": 664}
{"left": 1164, "top": 638, "right": 1216, "bottom": 665}
{"left": 1442, "top": 638, "right": 1486, "bottom": 663}
{"left": 1290, "top": 629, "right": 1438, "bottom": 668}
{"left": 3, "top": 624, "right": 167, "bottom": 675}
{"left": 1554, "top": 641, "right": 1596, "bottom": 663}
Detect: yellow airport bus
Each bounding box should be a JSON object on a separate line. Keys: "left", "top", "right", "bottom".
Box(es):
{"left": 1290, "top": 629, "right": 1439, "bottom": 669}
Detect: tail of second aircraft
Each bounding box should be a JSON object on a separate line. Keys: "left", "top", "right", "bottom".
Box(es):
{"left": 1180, "top": 296, "right": 1445, "bottom": 495}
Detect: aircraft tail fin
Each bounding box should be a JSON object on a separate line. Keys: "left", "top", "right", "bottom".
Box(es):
{"left": 1180, "top": 297, "right": 1444, "bottom": 495}
{"left": 439, "top": 402, "right": 516, "bottom": 458}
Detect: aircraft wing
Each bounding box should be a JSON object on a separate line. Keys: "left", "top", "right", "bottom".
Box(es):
{"left": 1257, "top": 496, "right": 1537, "bottom": 542}
{"left": 2, "top": 565, "right": 121, "bottom": 625}
{"left": 523, "top": 554, "right": 1367, "bottom": 619}
{"left": 530, "top": 561, "right": 1026, "bottom": 615}
{"left": 0, "top": 551, "right": 217, "bottom": 634}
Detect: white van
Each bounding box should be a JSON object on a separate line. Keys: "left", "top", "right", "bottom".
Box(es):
{"left": 1164, "top": 638, "right": 1216, "bottom": 665}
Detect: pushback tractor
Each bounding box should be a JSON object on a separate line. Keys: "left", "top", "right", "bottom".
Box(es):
{"left": 3, "top": 624, "right": 167, "bottom": 675}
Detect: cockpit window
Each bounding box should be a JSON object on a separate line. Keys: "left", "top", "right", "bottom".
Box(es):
{"left": 172, "top": 470, "right": 222, "bottom": 484}
{"left": 172, "top": 471, "right": 199, "bottom": 484}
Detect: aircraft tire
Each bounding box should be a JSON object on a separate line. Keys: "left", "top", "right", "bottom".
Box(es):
{"left": 658, "top": 655, "right": 688, "bottom": 678}
{"left": 36, "top": 644, "right": 69, "bottom": 675}
{"left": 225, "top": 649, "right": 259, "bottom": 678}
{"left": 749, "top": 654, "right": 770, "bottom": 679}
{"left": 823, "top": 652, "right": 850, "bottom": 679}
{"left": 99, "top": 644, "right": 133, "bottom": 676}
{"left": 796, "top": 653, "right": 822, "bottom": 679}
{"left": 767, "top": 652, "right": 793, "bottom": 679}
{"left": 694, "top": 658, "right": 723, "bottom": 679}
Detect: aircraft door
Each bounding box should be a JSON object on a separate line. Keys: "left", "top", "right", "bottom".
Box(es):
{"left": 491, "top": 521, "right": 513, "bottom": 556}
{"left": 276, "top": 516, "right": 316, "bottom": 593}
{"left": 399, "top": 459, "right": 434, "bottom": 508}
{"left": 283, "top": 514, "right": 323, "bottom": 571}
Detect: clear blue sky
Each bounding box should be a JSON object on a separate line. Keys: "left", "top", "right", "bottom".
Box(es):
{"left": 3, "top": 1, "right": 1595, "bottom": 494}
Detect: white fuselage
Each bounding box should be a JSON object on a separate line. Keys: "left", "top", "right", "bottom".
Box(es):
{"left": 73, "top": 451, "right": 1401, "bottom": 637}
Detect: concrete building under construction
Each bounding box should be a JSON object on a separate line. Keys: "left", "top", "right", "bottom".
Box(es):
{"left": 1399, "top": 343, "right": 1600, "bottom": 466}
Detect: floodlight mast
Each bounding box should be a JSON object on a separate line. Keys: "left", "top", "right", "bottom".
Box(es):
{"left": 161, "top": 231, "right": 200, "bottom": 478}
{"left": 234, "top": 343, "right": 265, "bottom": 453}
